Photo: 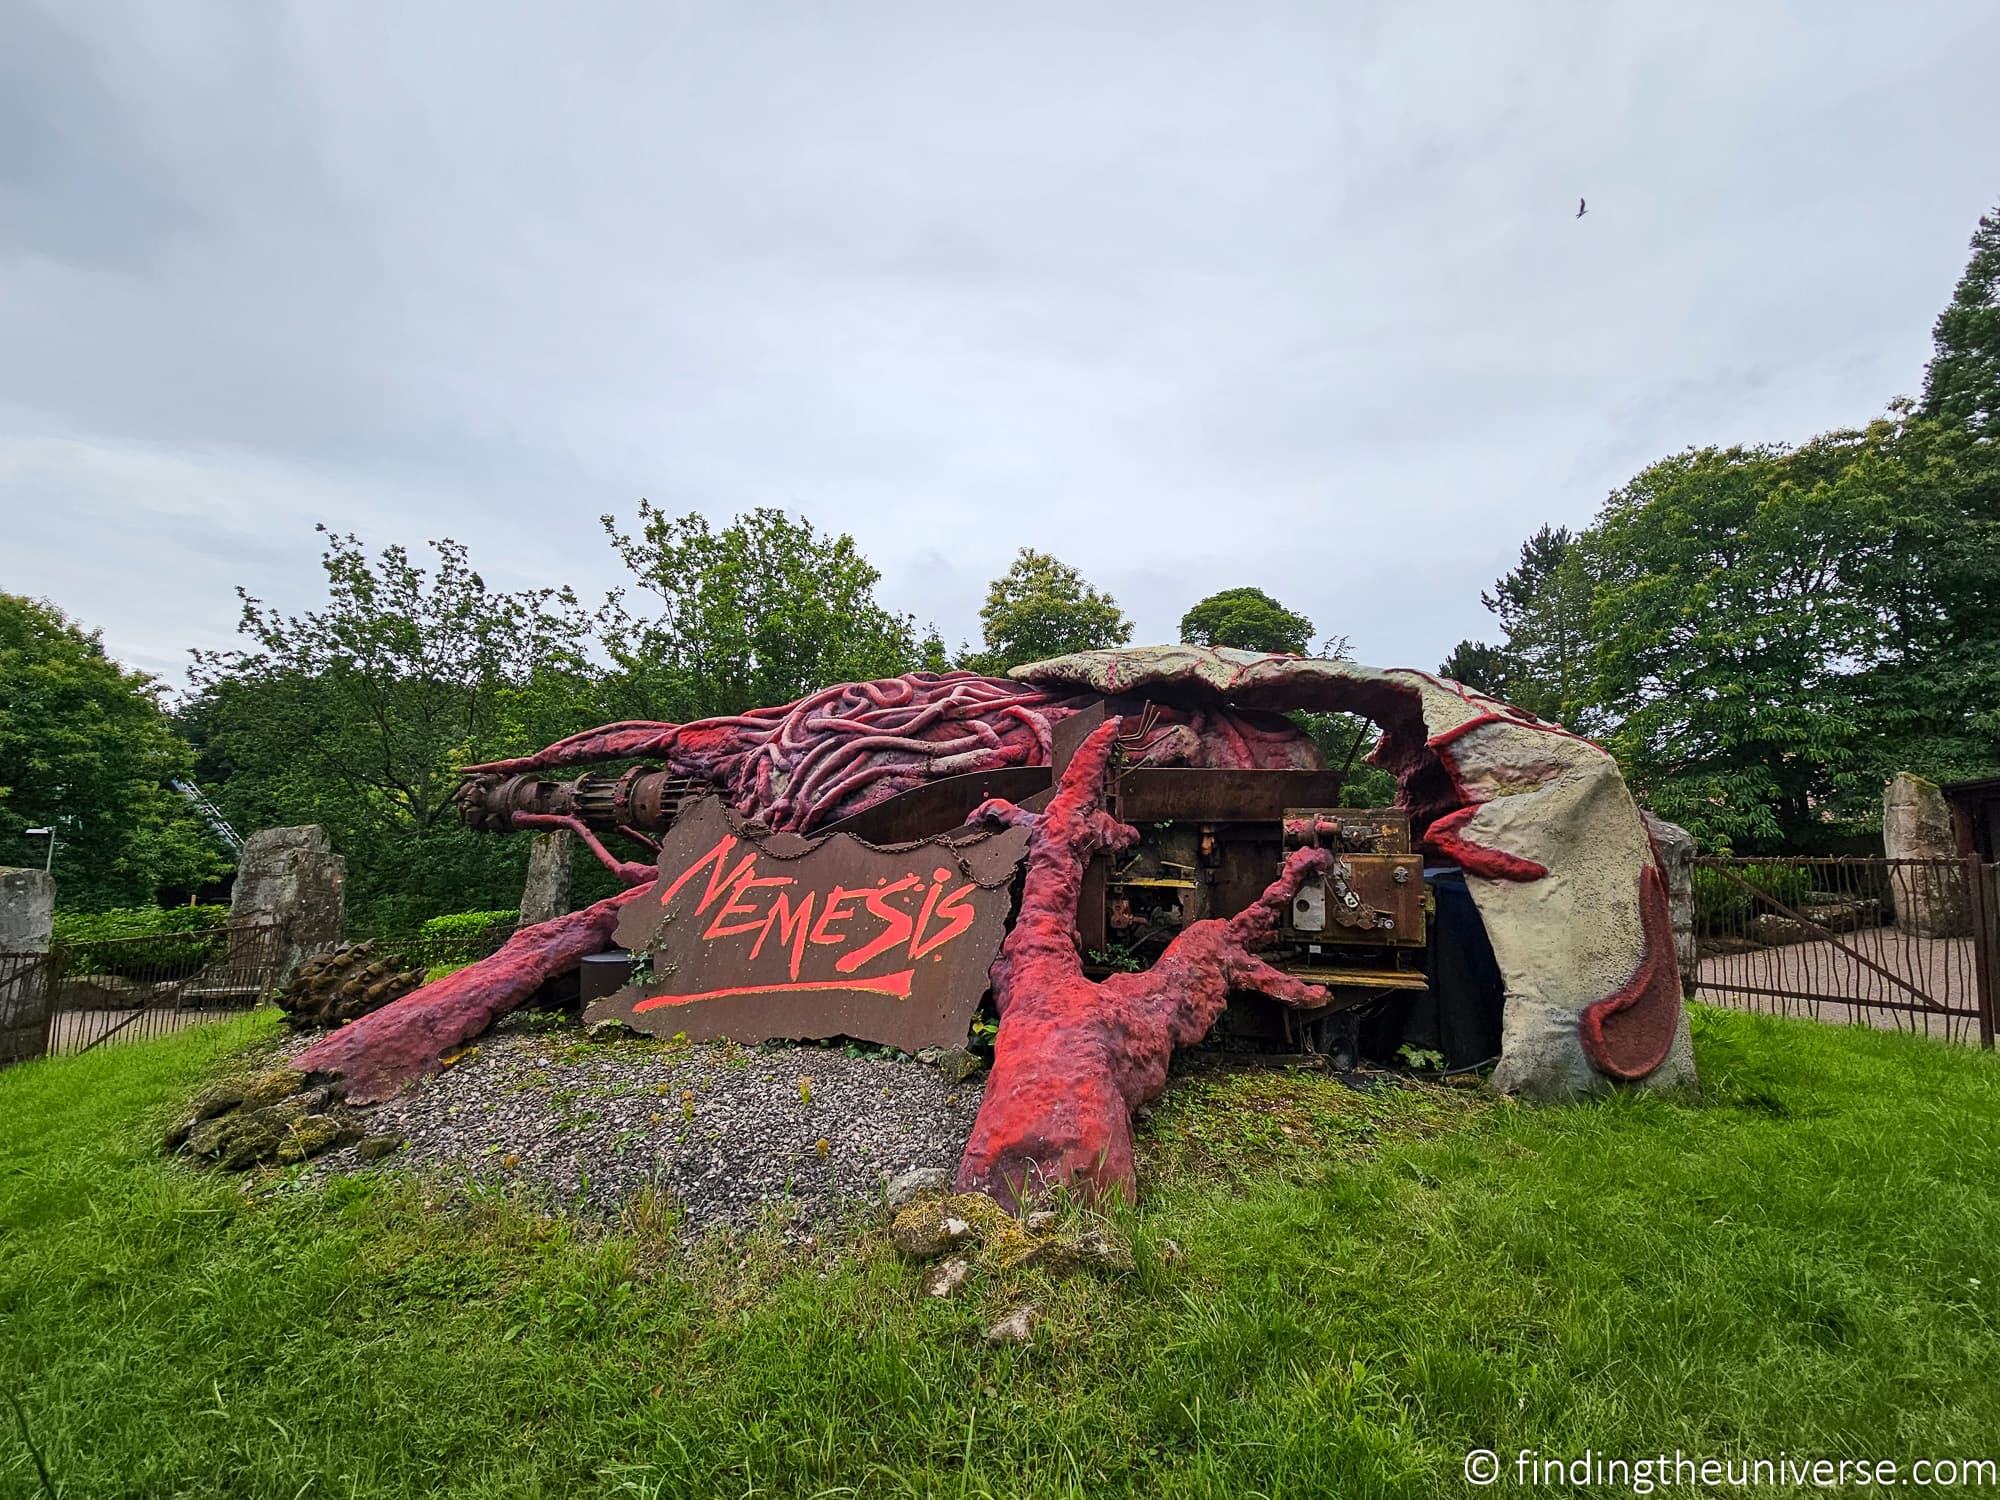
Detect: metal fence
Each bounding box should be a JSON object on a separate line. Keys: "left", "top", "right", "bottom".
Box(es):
{"left": 1, "top": 922, "right": 291, "bottom": 1061}
{"left": 0, "top": 948, "right": 56, "bottom": 1065}
{"left": 1691, "top": 856, "right": 1999, "bottom": 1047}
{"left": 0, "top": 915, "right": 535, "bottom": 1068}
{"left": 377, "top": 919, "right": 520, "bottom": 974}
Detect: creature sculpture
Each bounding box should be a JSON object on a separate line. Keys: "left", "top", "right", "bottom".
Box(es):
{"left": 1009, "top": 647, "right": 1695, "bottom": 1101}
{"left": 236, "top": 670, "right": 1315, "bottom": 1110}
{"left": 456, "top": 670, "right": 1314, "bottom": 831}
{"left": 956, "top": 717, "right": 1332, "bottom": 1206}
{"left": 182, "top": 649, "right": 1694, "bottom": 1203}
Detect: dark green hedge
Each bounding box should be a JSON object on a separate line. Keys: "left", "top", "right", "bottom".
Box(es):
{"left": 1692, "top": 864, "right": 1813, "bottom": 935}
{"left": 416, "top": 909, "right": 519, "bottom": 967}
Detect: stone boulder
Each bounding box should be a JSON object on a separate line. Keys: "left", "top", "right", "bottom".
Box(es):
{"left": 519, "top": 829, "right": 574, "bottom": 926}
{"left": 1882, "top": 774, "right": 1969, "bottom": 938}
{"left": 0, "top": 867, "right": 54, "bottom": 1065}
{"left": 230, "top": 826, "right": 346, "bottom": 980}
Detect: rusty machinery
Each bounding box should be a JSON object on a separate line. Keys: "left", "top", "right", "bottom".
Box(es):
{"left": 457, "top": 695, "right": 1432, "bottom": 1057}
{"left": 456, "top": 765, "right": 708, "bottom": 838}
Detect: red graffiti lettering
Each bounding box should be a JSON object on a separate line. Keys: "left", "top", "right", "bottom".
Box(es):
{"left": 749, "top": 888, "right": 817, "bottom": 980}
{"left": 633, "top": 969, "right": 917, "bottom": 1013}
{"left": 704, "top": 873, "right": 795, "bottom": 940}
{"left": 909, "top": 872, "right": 949, "bottom": 956}
{"left": 913, "top": 883, "right": 978, "bottom": 959}
{"left": 836, "top": 875, "right": 921, "bottom": 975}
{"left": 657, "top": 843, "right": 982, "bottom": 987}
{"left": 809, "top": 887, "right": 864, "bottom": 948}
{"left": 656, "top": 833, "right": 762, "bottom": 918}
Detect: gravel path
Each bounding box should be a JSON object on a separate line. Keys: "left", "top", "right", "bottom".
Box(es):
{"left": 301, "top": 1020, "right": 985, "bottom": 1235}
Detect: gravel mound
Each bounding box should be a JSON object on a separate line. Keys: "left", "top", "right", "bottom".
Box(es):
{"left": 304, "top": 1023, "right": 985, "bottom": 1235}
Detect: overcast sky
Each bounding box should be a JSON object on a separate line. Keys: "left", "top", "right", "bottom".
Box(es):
{"left": 4, "top": 2, "right": 1996, "bottom": 690}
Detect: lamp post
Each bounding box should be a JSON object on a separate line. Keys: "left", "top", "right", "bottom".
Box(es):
{"left": 24, "top": 828, "right": 54, "bottom": 874}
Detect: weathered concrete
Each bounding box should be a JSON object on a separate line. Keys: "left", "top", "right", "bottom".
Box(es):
{"left": 229, "top": 826, "right": 346, "bottom": 980}
{"left": 0, "top": 867, "right": 53, "bottom": 951}
{"left": 1883, "top": 773, "right": 1969, "bottom": 937}
{"left": 518, "top": 829, "right": 574, "bottom": 926}
{"left": 0, "top": 867, "right": 55, "bottom": 1064}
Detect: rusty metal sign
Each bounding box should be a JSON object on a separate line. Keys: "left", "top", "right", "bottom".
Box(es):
{"left": 592, "top": 797, "right": 1027, "bottom": 1050}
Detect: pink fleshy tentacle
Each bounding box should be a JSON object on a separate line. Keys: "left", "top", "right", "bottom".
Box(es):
{"left": 955, "top": 721, "right": 1332, "bottom": 1209}
{"left": 462, "top": 671, "right": 1318, "bottom": 838}
{"left": 294, "top": 881, "right": 658, "bottom": 1105}
{"left": 461, "top": 722, "right": 681, "bottom": 776}
{"left": 508, "top": 812, "right": 656, "bottom": 885}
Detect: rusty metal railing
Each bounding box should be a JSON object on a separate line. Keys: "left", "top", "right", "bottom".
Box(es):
{"left": 32, "top": 922, "right": 288, "bottom": 1058}
{"left": 1690, "top": 856, "right": 1998, "bottom": 1047}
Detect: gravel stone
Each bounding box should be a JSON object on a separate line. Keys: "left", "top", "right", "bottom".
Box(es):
{"left": 300, "top": 1026, "right": 985, "bottom": 1238}
{"left": 985, "top": 1304, "right": 1038, "bottom": 1343}
{"left": 885, "top": 1166, "right": 952, "bottom": 1209}
{"left": 923, "top": 1257, "right": 971, "bottom": 1298}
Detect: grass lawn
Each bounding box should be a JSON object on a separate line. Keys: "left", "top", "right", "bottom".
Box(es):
{"left": 2, "top": 1006, "right": 1998, "bottom": 1498}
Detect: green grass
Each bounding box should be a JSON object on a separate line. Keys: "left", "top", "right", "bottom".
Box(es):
{"left": 3, "top": 1007, "right": 1998, "bottom": 1498}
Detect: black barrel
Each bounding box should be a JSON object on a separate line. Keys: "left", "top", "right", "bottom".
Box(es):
{"left": 578, "top": 949, "right": 634, "bottom": 1005}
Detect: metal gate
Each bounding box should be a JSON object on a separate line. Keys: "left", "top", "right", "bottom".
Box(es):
{"left": 0, "top": 923, "right": 290, "bottom": 1064}
{"left": 1691, "top": 856, "right": 2000, "bottom": 1047}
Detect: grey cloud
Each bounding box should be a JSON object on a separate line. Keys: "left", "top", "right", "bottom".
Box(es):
{"left": 2, "top": 0, "right": 1997, "bottom": 688}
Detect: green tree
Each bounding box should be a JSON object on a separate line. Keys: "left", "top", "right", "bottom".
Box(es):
{"left": 966, "top": 549, "right": 1132, "bottom": 675}
{"left": 1438, "top": 640, "right": 1519, "bottom": 702}
{"left": 1921, "top": 202, "right": 2000, "bottom": 440}
{"left": 1178, "top": 587, "right": 1314, "bottom": 655}
{"left": 1582, "top": 433, "right": 1903, "bottom": 848}
{"left": 187, "top": 528, "right": 599, "bottom": 930}
{"left": 0, "top": 595, "right": 227, "bottom": 907}
{"left": 1839, "top": 412, "right": 2000, "bottom": 789}
{"left": 1475, "top": 525, "right": 1595, "bottom": 724}
{"left": 916, "top": 625, "right": 952, "bottom": 676}
{"left": 1470, "top": 200, "right": 2000, "bottom": 846}
{"left": 602, "top": 504, "right": 919, "bottom": 719}
{"left": 1888, "top": 201, "right": 2000, "bottom": 782}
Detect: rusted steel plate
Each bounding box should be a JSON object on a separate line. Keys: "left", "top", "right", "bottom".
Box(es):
{"left": 816, "top": 765, "right": 1053, "bottom": 842}
{"left": 822, "top": 766, "right": 1350, "bottom": 845}
{"left": 1117, "top": 769, "right": 1347, "bottom": 822}
{"left": 593, "top": 797, "right": 1028, "bottom": 1050}
{"left": 1328, "top": 854, "right": 1427, "bottom": 947}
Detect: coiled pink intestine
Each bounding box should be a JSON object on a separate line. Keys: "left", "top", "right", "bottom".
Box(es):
{"left": 461, "top": 670, "right": 1317, "bottom": 831}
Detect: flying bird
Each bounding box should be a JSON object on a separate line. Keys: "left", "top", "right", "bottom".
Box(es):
{"left": 1576, "top": 197, "right": 1587, "bottom": 219}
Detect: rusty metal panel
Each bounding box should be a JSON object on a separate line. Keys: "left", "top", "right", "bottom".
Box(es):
{"left": 1276, "top": 807, "right": 1424, "bottom": 948}
{"left": 1205, "top": 832, "right": 1288, "bottom": 923}
{"left": 1328, "top": 854, "right": 1427, "bottom": 947}
{"left": 1049, "top": 697, "right": 1110, "bottom": 772}
{"left": 1049, "top": 694, "right": 1153, "bottom": 775}
{"left": 1078, "top": 855, "right": 1109, "bottom": 952}
{"left": 1117, "top": 770, "right": 1348, "bottom": 823}
{"left": 592, "top": 798, "right": 1027, "bottom": 1051}
{"left": 816, "top": 766, "right": 1053, "bottom": 843}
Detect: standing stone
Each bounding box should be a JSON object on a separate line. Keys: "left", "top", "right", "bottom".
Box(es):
{"left": 1641, "top": 812, "right": 1698, "bottom": 993}
{"left": 230, "top": 826, "right": 346, "bottom": 981}
{"left": 0, "top": 867, "right": 55, "bottom": 1065}
{"left": 1883, "top": 773, "right": 1969, "bottom": 938}
{"left": 518, "top": 829, "right": 574, "bottom": 926}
